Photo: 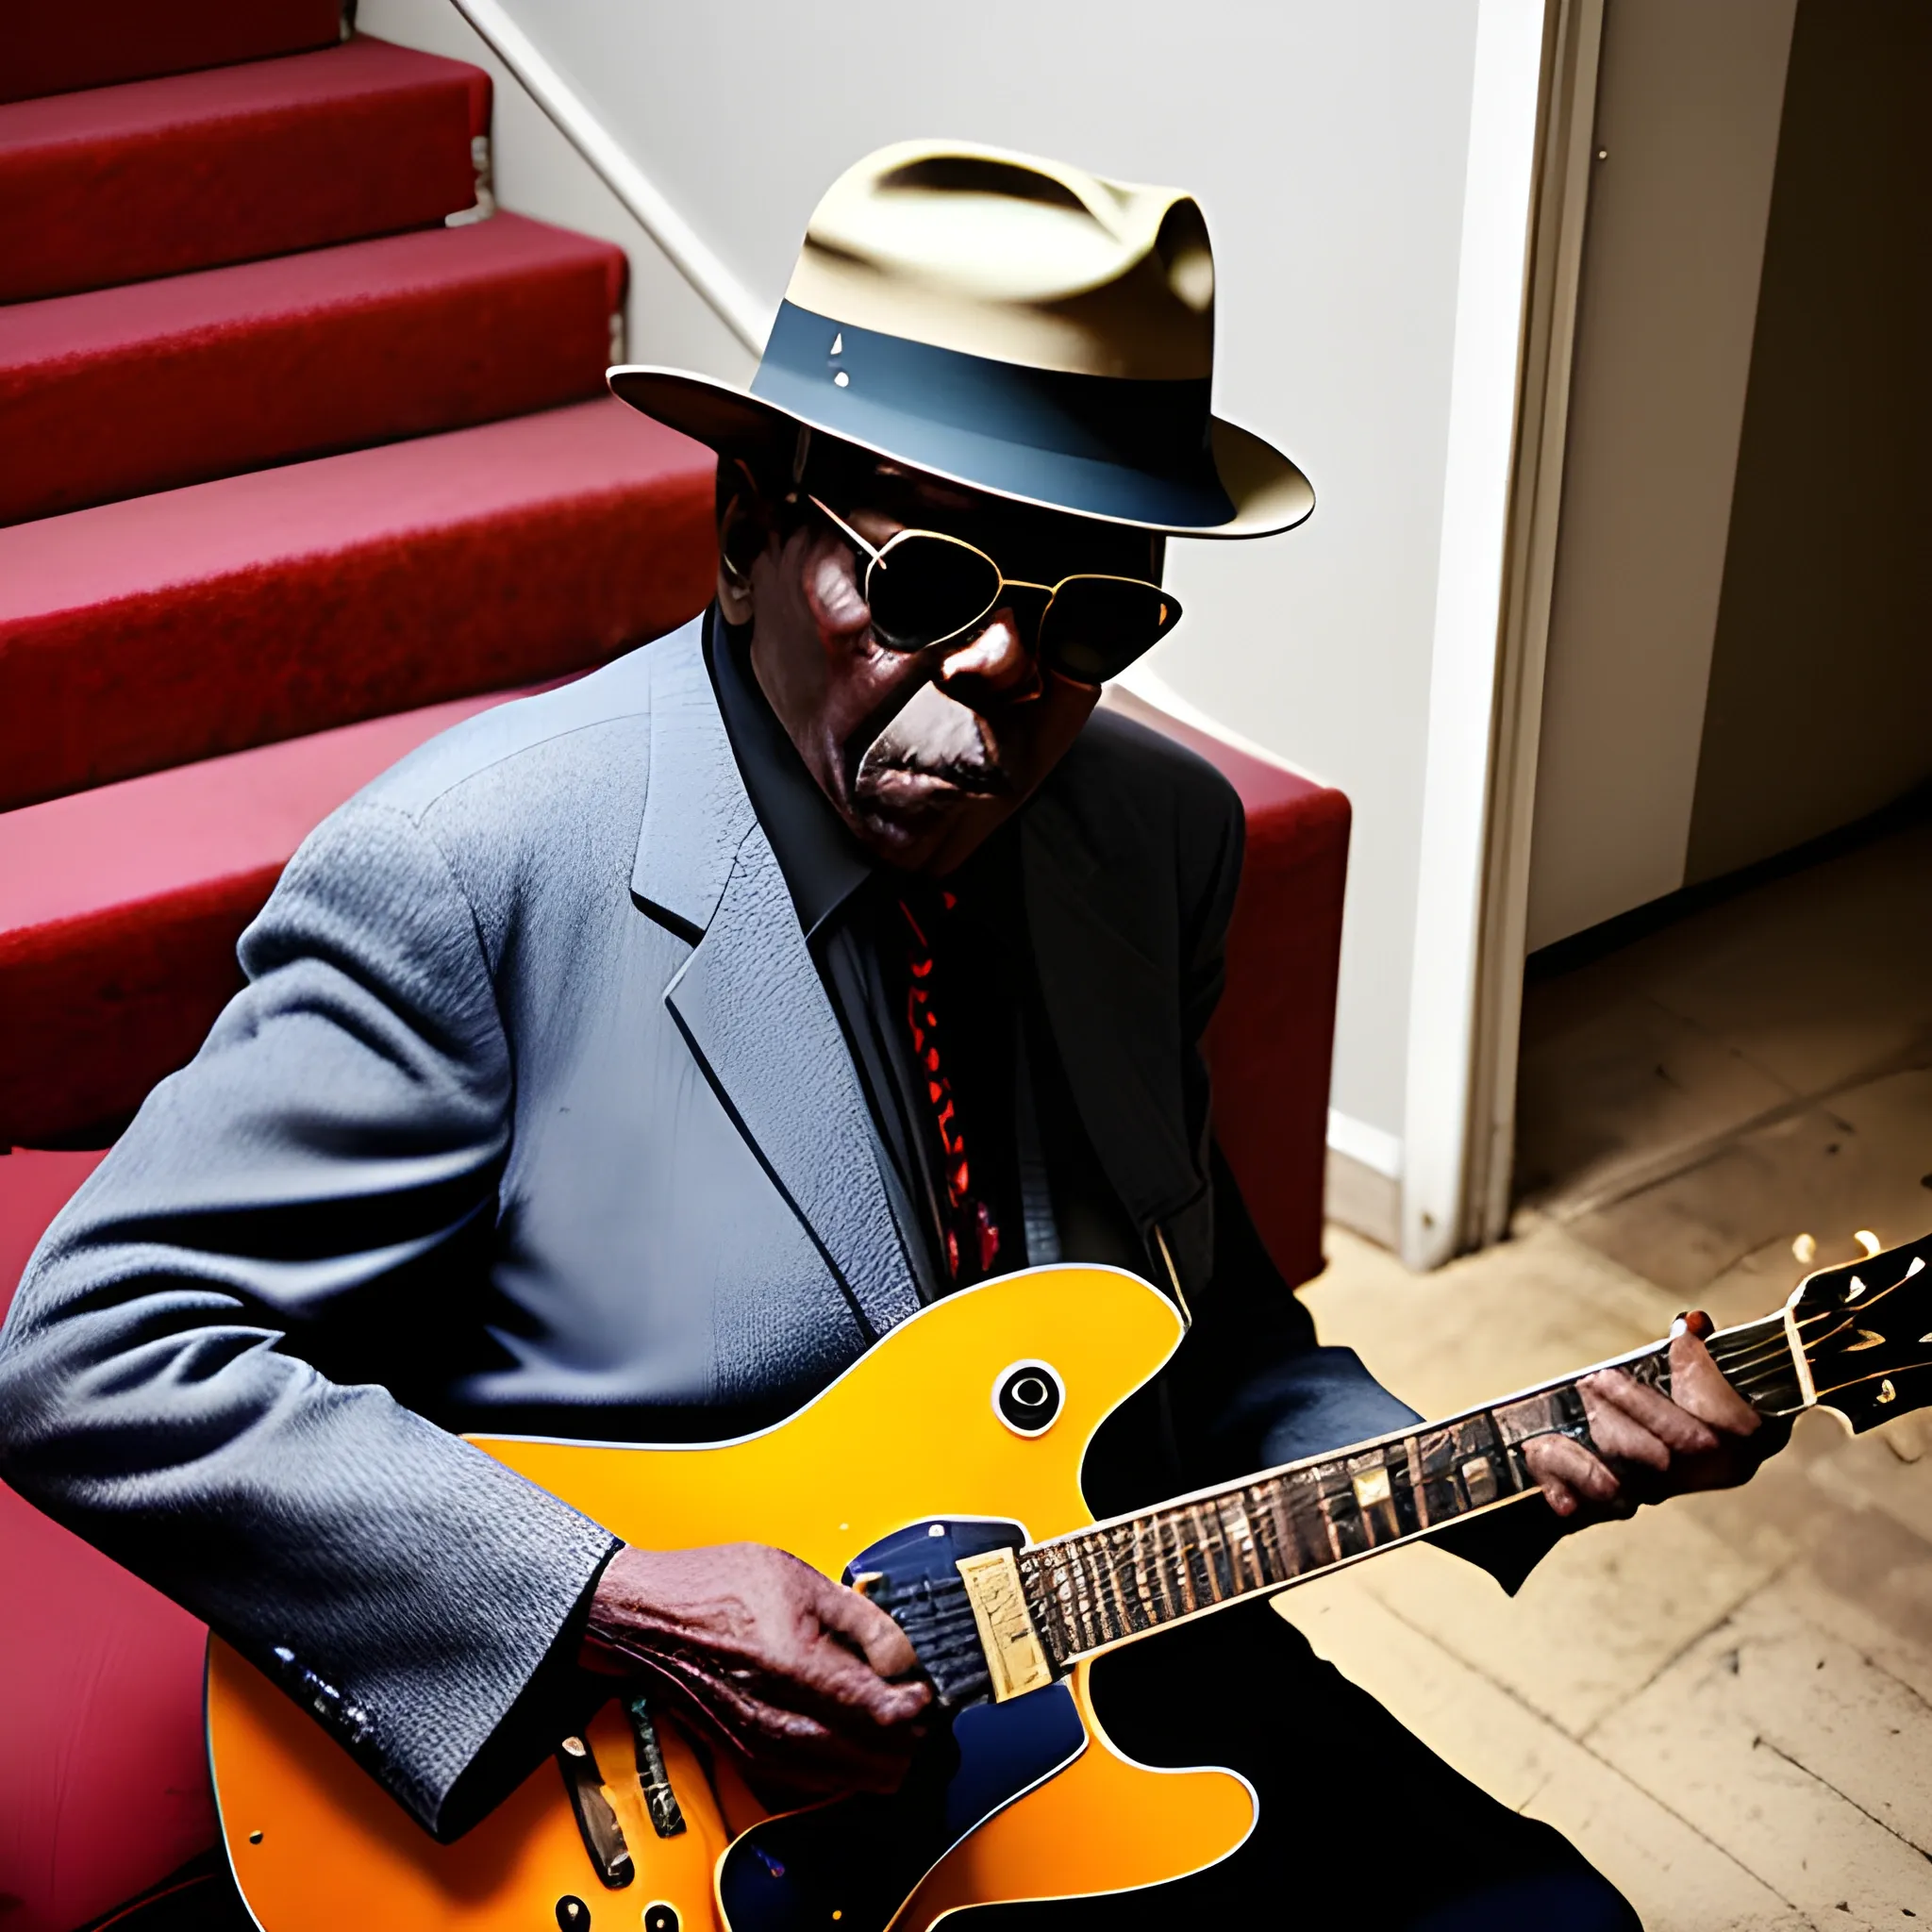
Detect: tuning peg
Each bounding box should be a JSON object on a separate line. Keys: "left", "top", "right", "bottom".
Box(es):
{"left": 1856, "top": 1229, "right": 1882, "bottom": 1258}
{"left": 1792, "top": 1232, "right": 1817, "bottom": 1264}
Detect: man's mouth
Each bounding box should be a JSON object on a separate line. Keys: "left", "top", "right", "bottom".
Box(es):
{"left": 852, "top": 683, "right": 1010, "bottom": 808}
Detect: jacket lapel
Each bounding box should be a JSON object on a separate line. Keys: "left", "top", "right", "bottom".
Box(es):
{"left": 631, "top": 626, "right": 920, "bottom": 1341}
{"left": 1021, "top": 785, "right": 1210, "bottom": 1288}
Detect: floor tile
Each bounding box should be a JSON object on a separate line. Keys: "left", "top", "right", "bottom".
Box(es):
{"left": 1514, "top": 991, "right": 1797, "bottom": 1213}
{"left": 1553, "top": 1065, "right": 1932, "bottom": 1301}
{"left": 1308, "top": 1221, "right": 1674, "bottom": 1422}
{"left": 1524, "top": 1755, "right": 1814, "bottom": 1932}
{"left": 1587, "top": 1591, "right": 1932, "bottom": 1926}
{"left": 1300, "top": 817, "right": 1932, "bottom": 1925}
{"left": 1805, "top": 1426, "right": 1932, "bottom": 1552}
{"left": 1631, "top": 822, "right": 1932, "bottom": 1100}
{"left": 1275, "top": 1577, "right": 1808, "bottom": 1930}
{"left": 1359, "top": 1507, "right": 1784, "bottom": 1736}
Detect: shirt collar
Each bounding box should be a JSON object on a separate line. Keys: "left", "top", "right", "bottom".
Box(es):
{"left": 703, "top": 606, "right": 876, "bottom": 941}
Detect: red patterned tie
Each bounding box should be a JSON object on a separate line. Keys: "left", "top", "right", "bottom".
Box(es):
{"left": 898, "top": 892, "right": 1001, "bottom": 1284}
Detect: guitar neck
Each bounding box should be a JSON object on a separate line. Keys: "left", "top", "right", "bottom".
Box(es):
{"left": 1015, "top": 1311, "right": 1808, "bottom": 1670}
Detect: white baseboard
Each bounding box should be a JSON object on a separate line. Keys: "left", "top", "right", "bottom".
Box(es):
{"left": 1324, "top": 1108, "right": 1403, "bottom": 1251}
{"left": 1325, "top": 1148, "right": 1402, "bottom": 1251}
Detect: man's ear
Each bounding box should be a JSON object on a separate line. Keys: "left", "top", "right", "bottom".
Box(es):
{"left": 716, "top": 460, "right": 771, "bottom": 625}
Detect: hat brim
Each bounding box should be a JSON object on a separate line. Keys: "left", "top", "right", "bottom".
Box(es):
{"left": 607, "top": 364, "right": 1314, "bottom": 541}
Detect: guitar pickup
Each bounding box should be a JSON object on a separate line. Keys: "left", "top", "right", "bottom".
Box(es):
{"left": 625, "top": 1693, "right": 687, "bottom": 1839}
{"left": 556, "top": 1733, "right": 635, "bottom": 1888}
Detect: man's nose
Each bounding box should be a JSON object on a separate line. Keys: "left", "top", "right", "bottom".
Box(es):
{"left": 936, "top": 608, "right": 1041, "bottom": 704}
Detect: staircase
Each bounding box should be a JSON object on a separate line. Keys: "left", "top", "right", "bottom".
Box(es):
{"left": 0, "top": 0, "right": 716, "bottom": 1154}
{"left": 0, "top": 8, "right": 712, "bottom": 1924}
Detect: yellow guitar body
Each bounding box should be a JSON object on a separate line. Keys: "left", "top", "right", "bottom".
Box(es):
{"left": 207, "top": 1266, "right": 1256, "bottom": 1930}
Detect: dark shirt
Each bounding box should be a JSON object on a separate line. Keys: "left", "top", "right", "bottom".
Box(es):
{"left": 705, "top": 614, "right": 1147, "bottom": 1308}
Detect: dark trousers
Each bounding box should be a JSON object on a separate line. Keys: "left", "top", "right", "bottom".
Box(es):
{"left": 1009, "top": 1599, "right": 1641, "bottom": 1931}
{"left": 103, "top": 1603, "right": 1636, "bottom": 1932}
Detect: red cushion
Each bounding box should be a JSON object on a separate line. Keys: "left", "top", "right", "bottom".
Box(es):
{"left": 0, "top": 212, "right": 627, "bottom": 525}
{"left": 0, "top": 1148, "right": 215, "bottom": 1932}
{"left": 0, "top": 38, "right": 491, "bottom": 302}
{"left": 0, "top": 397, "right": 715, "bottom": 810}
{"left": 1105, "top": 690, "right": 1349, "bottom": 1291}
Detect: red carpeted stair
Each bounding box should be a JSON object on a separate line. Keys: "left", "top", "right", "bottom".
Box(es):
{"left": 0, "top": 398, "right": 714, "bottom": 808}
{"left": 0, "top": 29, "right": 715, "bottom": 1929}
{"left": 0, "top": 39, "right": 490, "bottom": 302}
{"left": 0, "top": 690, "right": 558, "bottom": 1146}
{"left": 6, "top": 0, "right": 343, "bottom": 106}
{"left": 0, "top": 212, "right": 627, "bottom": 524}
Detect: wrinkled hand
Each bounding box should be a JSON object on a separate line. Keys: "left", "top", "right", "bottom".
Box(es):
{"left": 580, "top": 1542, "right": 931, "bottom": 1797}
{"left": 1523, "top": 1318, "right": 1770, "bottom": 1521}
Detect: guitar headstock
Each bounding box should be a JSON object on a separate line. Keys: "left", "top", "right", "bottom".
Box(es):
{"left": 1789, "top": 1228, "right": 1932, "bottom": 1432}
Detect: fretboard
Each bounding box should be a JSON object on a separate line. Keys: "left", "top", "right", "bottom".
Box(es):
{"left": 1016, "top": 1312, "right": 1806, "bottom": 1669}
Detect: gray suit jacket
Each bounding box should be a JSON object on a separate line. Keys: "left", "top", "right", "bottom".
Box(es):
{"left": 0, "top": 616, "right": 1425, "bottom": 1837}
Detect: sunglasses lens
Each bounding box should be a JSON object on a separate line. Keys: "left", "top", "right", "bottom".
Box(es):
{"left": 864, "top": 535, "right": 1002, "bottom": 650}
{"left": 1039, "top": 577, "right": 1182, "bottom": 682}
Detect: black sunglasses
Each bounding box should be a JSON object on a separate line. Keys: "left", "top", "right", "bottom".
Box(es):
{"left": 808, "top": 496, "right": 1182, "bottom": 684}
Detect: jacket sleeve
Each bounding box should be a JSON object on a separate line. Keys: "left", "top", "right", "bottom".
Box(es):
{"left": 1166, "top": 775, "right": 1565, "bottom": 1593}
{"left": 0, "top": 799, "right": 619, "bottom": 1837}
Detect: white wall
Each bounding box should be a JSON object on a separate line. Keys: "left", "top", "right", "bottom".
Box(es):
{"left": 1524, "top": 0, "right": 1795, "bottom": 954}
{"left": 358, "top": 0, "right": 756, "bottom": 384}
{"left": 362, "top": 0, "right": 1548, "bottom": 1255}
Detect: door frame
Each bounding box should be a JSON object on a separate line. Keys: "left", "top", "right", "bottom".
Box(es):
{"left": 1401, "top": 0, "right": 1605, "bottom": 1265}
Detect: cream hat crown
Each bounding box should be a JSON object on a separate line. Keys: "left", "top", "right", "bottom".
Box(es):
{"left": 610, "top": 140, "right": 1312, "bottom": 538}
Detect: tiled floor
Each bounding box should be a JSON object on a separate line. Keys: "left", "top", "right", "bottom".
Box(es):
{"left": 1287, "top": 817, "right": 1932, "bottom": 1930}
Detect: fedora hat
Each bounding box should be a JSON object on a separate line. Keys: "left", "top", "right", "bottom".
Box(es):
{"left": 608, "top": 140, "right": 1313, "bottom": 539}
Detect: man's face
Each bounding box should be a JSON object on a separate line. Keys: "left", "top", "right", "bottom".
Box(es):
{"left": 721, "top": 454, "right": 1159, "bottom": 874}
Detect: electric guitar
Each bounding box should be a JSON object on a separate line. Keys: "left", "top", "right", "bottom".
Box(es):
{"left": 208, "top": 1228, "right": 1932, "bottom": 1932}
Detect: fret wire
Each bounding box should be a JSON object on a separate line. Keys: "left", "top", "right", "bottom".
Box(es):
{"left": 1168, "top": 1510, "right": 1191, "bottom": 1610}
{"left": 1184, "top": 1503, "right": 1214, "bottom": 1603}
{"left": 1154, "top": 1511, "right": 1179, "bottom": 1619}
{"left": 1170, "top": 1510, "right": 1199, "bottom": 1614}
{"left": 1093, "top": 1536, "right": 1122, "bottom": 1642}
{"left": 1065, "top": 1538, "right": 1098, "bottom": 1651}
{"left": 1264, "top": 1476, "right": 1302, "bottom": 1579}
{"left": 1189, "top": 1502, "right": 1221, "bottom": 1603}
{"left": 1190, "top": 1499, "right": 1221, "bottom": 1607}
{"left": 1224, "top": 1493, "right": 1262, "bottom": 1591}
{"left": 1190, "top": 1506, "right": 1216, "bottom": 1607}
{"left": 1246, "top": 1487, "right": 1275, "bottom": 1585}
{"left": 1098, "top": 1529, "right": 1135, "bottom": 1634}
{"left": 1219, "top": 1496, "right": 1248, "bottom": 1590}
{"left": 1251, "top": 1482, "right": 1291, "bottom": 1586}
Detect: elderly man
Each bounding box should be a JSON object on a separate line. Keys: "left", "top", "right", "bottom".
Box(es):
{"left": 0, "top": 142, "right": 1766, "bottom": 1931}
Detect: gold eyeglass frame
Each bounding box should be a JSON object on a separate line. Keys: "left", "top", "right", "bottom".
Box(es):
{"left": 808, "top": 495, "right": 1180, "bottom": 665}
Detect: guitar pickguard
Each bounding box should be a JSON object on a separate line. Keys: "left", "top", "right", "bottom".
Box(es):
{"left": 718, "top": 1520, "right": 1087, "bottom": 1932}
